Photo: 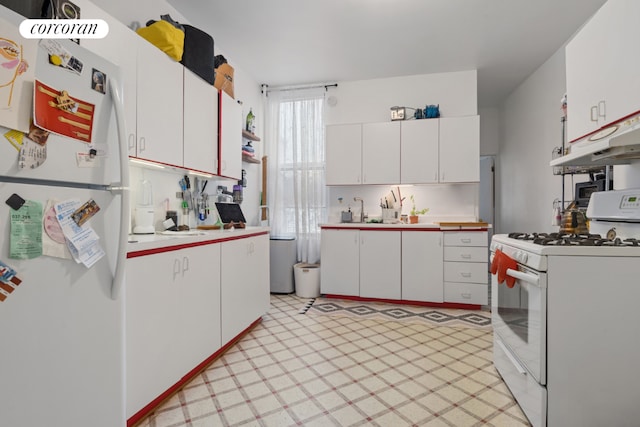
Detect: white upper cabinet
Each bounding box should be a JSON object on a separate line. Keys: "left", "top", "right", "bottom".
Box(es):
{"left": 439, "top": 116, "right": 480, "bottom": 183}
{"left": 136, "top": 37, "right": 184, "bottom": 166}
{"left": 327, "top": 116, "right": 479, "bottom": 185}
{"left": 219, "top": 91, "right": 242, "bottom": 180}
{"left": 326, "top": 124, "right": 362, "bottom": 185}
{"left": 401, "top": 119, "right": 439, "bottom": 184}
{"left": 362, "top": 122, "right": 400, "bottom": 184}
{"left": 566, "top": 0, "right": 640, "bottom": 142}
{"left": 183, "top": 69, "right": 218, "bottom": 174}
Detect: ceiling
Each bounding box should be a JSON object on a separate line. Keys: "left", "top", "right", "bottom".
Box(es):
{"left": 168, "top": 0, "right": 607, "bottom": 108}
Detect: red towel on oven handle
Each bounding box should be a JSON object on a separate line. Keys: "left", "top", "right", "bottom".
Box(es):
{"left": 490, "top": 249, "right": 502, "bottom": 275}
{"left": 503, "top": 256, "right": 518, "bottom": 288}
{"left": 492, "top": 249, "right": 518, "bottom": 288}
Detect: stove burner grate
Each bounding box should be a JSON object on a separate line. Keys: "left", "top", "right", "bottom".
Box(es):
{"left": 507, "top": 232, "right": 640, "bottom": 247}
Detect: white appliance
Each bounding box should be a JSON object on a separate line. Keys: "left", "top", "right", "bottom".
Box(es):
{"left": 133, "top": 177, "right": 154, "bottom": 234}
{"left": 490, "top": 188, "right": 640, "bottom": 427}
{"left": 0, "top": 7, "right": 129, "bottom": 427}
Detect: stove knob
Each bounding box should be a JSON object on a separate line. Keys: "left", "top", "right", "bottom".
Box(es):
{"left": 519, "top": 252, "right": 528, "bottom": 263}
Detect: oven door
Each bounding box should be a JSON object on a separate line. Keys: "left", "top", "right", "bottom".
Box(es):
{"left": 491, "top": 257, "right": 547, "bottom": 384}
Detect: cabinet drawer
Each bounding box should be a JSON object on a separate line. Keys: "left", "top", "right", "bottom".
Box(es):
{"left": 444, "top": 246, "right": 487, "bottom": 263}
{"left": 444, "top": 261, "right": 488, "bottom": 284}
{"left": 444, "top": 282, "right": 488, "bottom": 305}
{"left": 443, "top": 231, "right": 487, "bottom": 247}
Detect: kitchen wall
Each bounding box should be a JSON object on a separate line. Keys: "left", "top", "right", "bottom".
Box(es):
{"left": 496, "top": 35, "right": 640, "bottom": 234}
{"left": 86, "top": 0, "right": 266, "bottom": 228}
{"left": 325, "top": 70, "right": 480, "bottom": 223}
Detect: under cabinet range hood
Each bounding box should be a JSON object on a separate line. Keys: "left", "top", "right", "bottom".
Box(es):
{"left": 551, "top": 112, "right": 640, "bottom": 167}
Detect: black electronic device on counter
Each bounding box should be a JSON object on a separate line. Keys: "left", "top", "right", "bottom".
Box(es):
{"left": 215, "top": 202, "right": 246, "bottom": 223}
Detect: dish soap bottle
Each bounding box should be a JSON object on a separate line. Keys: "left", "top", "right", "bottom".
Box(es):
{"left": 246, "top": 108, "right": 255, "bottom": 133}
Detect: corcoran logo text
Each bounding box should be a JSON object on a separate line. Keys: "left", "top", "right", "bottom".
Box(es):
{"left": 19, "top": 19, "right": 109, "bottom": 39}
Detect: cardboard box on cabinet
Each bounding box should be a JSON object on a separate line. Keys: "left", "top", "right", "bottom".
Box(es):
{"left": 214, "top": 63, "right": 235, "bottom": 99}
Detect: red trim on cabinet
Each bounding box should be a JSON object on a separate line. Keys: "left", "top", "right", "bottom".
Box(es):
{"left": 321, "top": 226, "right": 440, "bottom": 231}
{"left": 127, "top": 231, "right": 269, "bottom": 258}
{"left": 322, "top": 294, "right": 482, "bottom": 310}
{"left": 128, "top": 156, "right": 216, "bottom": 177}
{"left": 320, "top": 226, "right": 487, "bottom": 232}
{"left": 568, "top": 107, "right": 640, "bottom": 144}
{"left": 217, "top": 90, "right": 222, "bottom": 175}
{"left": 127, "top": 317, "right": 263, "bottom": 427}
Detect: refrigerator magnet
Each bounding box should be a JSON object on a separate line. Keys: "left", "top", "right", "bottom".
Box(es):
{"left": 91, "top": 68, "right": 106, "bottom": 94}
{"left": 71, "top": 199, "right": 100, "bottom": 227}
{"left": 5, "top": 193, "right": 25, "bottom": 211}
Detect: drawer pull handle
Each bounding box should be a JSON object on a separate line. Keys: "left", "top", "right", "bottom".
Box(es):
{"left": 461, "top": 272, "right": 472, "bottom": 278}
{"left": 461, "top": 238, "right": 472, "bottom": 243}
{"left": 461, "top": 292, "right": 471, "bottom": 299}
{"left": 461, "top": 254, "right": 472, "bottom": 259}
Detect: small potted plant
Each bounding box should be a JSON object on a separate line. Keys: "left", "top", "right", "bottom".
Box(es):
{"left": 409, "top": 195, "right": 429, "bottom": 224}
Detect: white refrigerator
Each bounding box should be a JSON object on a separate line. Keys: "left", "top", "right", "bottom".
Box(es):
{"left": 0, "top": 6, "right": 129, "bottom": 426}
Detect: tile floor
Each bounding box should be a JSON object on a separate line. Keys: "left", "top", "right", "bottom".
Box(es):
{"left": 136, "top": 295, "right": 530, "bottom": 427}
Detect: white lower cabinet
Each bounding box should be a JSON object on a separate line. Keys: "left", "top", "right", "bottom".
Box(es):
{"left": 322, "top": 228, "right": 487, "bottom": 304}
{"left": 126, "top": 243, "right": 221, "bottom": 418}
{"left": 221, "top": 234, "right": 270, "bottom": 343}
{"left": 359, "top": 231, "right": 401, "bottom": 299}
{"left": 320, "top": 229, "right": 360, "bottom": 296}
{"left": 401, "top": 231, "right": 443, "bottom": 302}
{"left": 443, "top": 231, "right": 488, "bottom": 305}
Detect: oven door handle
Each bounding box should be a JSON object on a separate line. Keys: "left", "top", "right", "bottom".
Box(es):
{"left": 497, "top": 339, "right": 528, "bottom": 376}
{"left": 506, "top": 268, "right": 540, "bottom": 286}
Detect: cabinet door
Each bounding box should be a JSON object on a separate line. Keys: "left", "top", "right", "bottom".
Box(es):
{"left": 439, "top": 116, "right": 479, "bottom": 183}
{"left": 326, "top": 124, "right": 362, "bottom": 185}
{"left": 320, "top": 229, "right": 360, "bottom": 296}
{"left": 136, "top": 37, "right": 184, "bottom": 166}
{"left": 401, "top": 120, "right": 439, "bottom": 184}
{"left": 221, "top": 235, "right": 270, "bottom": 344}
{"left": 126, "top": 252, "right": 184, "bottom": 418}
{"left": 183, "top": 69, "right": 218, "bottom": 174}
{"left": 247, "top": 235, "right": 271, "bottom": 322}
{"left": 362, "top": 122, "right": 400, "bottom": 184}
{"left": 565, "top": 1, "right": 612, "bottom": 141}
{"left": 359, "top": 231, "right": 401, "bottom": 300}
{"left": 401, "top": 231, "right": 443, "bottom": 302}
{"left": 598, "top": 0, "right": 640, "bottom": 130}
{"left": 219, "top": 92, "right": 242, "bottom": 180}
{"left": 177, "top": 244, "right": 222, "bottom": 371}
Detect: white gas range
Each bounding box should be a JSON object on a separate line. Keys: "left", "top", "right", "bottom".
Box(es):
{"left": 490, "top": 188, "right": 640, "bottom": 427}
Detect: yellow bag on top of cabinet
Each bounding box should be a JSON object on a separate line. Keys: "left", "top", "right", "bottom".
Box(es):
{"left": 136, "top": 19, "right": 185, "bottom": 61}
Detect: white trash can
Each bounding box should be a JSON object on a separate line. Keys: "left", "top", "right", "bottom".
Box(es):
{"left": 294, "top": 263, "right": 321, "bottom": 298}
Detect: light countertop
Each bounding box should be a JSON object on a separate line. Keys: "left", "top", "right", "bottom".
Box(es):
{"left": 127, "top": 226, "right": 270, "bottom": 254}
{"left": 320, "top": 222, "right": 491, "bottom": 231}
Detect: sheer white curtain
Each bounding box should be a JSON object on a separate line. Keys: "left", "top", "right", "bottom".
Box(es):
{"left": 265, "top": 88, "right": 327, "bottom": 264}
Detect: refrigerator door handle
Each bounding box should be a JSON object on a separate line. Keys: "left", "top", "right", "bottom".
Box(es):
{"left": 108, "top": 79, "right": 131, "bottom": 300}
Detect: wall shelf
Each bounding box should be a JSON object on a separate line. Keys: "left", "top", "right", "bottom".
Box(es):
{"left": 242, "top": 129, "right": 261, "bottom": 141}
{"left": 242, "top": 154, "right": 261, "bottom": 164}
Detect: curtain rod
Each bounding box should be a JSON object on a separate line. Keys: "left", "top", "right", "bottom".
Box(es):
{"left": 261, "top": 83, "right": 337, "bottom": 94}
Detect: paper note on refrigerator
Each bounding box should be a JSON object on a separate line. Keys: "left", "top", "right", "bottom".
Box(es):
{"left": 54, "top": 199, "right": 104, "bottom": 268}
{"left": 9, "top": 200, "right": 43, "bottom": 259}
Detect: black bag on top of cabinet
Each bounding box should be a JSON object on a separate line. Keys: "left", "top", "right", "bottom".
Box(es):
{"left": 180, "top": 24, "right": 215, "bottom": 85}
